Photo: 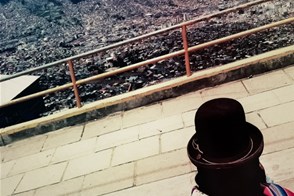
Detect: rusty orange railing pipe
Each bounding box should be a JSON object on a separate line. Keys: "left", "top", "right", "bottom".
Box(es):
{"left": 181, "top": 25, "right": 191, "bottom": 76}
{"left": 67, "top": 60, "right": 82, "bottom": 108}
{"left": 0, "top": 0, "right": 272, "bottom": 83}
{"left": 1, "top": 17, "right": 293, "bottom": 109}
{"left": 0, "top": 0, "right": 276, "bottom": 113}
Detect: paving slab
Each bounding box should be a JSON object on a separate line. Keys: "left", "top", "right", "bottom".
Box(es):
{"left": 238, "top": 91, "right": 280, "bottom": 113}
{"left": 259, "top": 101, "right": 294, "bottom": 127}
{"left": 262, "top": 121, "right": 294, "bottom": 154}
{"left": 200, "top": 81, "right": 249, "bottom": 101}
{"left": 15, "top": 162, "right": 67, "bottom": 194}
{"left": 1, "top": 135, "right": 47, "bottom": 162}
{"left": 13, "top": 190, "right": 35, "bottom": 196}
{"left": 51, "top": 137, "right": 96, "bottom": 164}
{"left": 162, "top": 92, "right": 202, "bottom": 117}
{"left": 103, "top": 173, "right": 195, "bottom": 196}
{"left": 181, "top": 110, "right": 195, "bottom": 128}
{"left": 82, "top": 113, "right": 122, "bottom": 139}
{"left": 135, "top": 149, "right": 191, "bottom": 185}
{"left": 246, "top": 112, "right": 267, "bottom": 129}
{"left": 139, "top": 114, "right": 184, "bottom": 139}
{"left": 63, "top": 149, "right": 112, "bottom": 180}
{"left": 1, "top": 160, "right": 15, "bottom": 179}
{"left": 111, "top": 136, "right": 160, "bottom": 166}
{"left": 1, "top": 174, "right": 23, "bottom": 196}
{"left": 284, "top": 66, "right": 294, "bottom": 80}
{"left": 272, "top": 84, "right": 294, "bottom": 103}
{"left": 96, "top": 126, "right": 139, "bottom": 152}
{"left": 242, "top": 70, "right": 293, "bottom": 94}
{"left": 82, "top": 163, "right": 134, "bottom": 196}
{"left": 122, "top": 104, "right": 162, "bottom": 128}
{"left": 42, "top": 125, "right": 84, "bottom": 150}
{"left": 161, "top": 127, "right": 195, "bottom": 153}
{"left": 8, "top": 149, "right": 55, "bottom": 177}
{"left": 34, "top": 176, "right": 84, "bottom": 196}
{"left": 260, "top": 147, "right": 294, "bottom": 183}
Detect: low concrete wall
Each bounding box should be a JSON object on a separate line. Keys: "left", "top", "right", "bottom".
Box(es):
{"left": 1, "top": 46, "right": 293, "bottom": 145}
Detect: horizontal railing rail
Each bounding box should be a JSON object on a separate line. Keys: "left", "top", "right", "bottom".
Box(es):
{"left": 0, "top": 0, "right": 271, "bottom": 83}
{"left": 1, "top": 0, "right": 292, "bottom": 116}
{"left": 75, "top": 19, "right": 294, "bottom": 87}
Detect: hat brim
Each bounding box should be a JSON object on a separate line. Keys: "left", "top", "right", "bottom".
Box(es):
{"left": 187, "top": 122, "right": 263, "bottom": 169}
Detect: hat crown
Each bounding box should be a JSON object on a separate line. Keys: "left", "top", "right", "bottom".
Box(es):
{"left": 195, "top": 98, "right": 246, "bottom": 129}
{"left": 194, "top": 98, "right": 249, "bottom": 160}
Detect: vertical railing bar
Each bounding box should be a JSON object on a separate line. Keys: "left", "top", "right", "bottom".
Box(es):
{"left": 0, "top": 0, "right": 273, "bottom": 83}
{"left": 181, "top": 25, "right": 192, "bottom": 76}
{"left": 0, "top": 17, "right": 292, "bottom": 110}
{"left": 67, "top": 60, "right": 82, "bottom": 108}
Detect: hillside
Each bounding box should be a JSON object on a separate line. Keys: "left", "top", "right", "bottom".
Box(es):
{"left": 0, "top": 0, "right": 293, "bottom": 115}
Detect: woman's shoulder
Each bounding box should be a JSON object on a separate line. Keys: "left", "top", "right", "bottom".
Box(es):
{"left": 191, "top": 183, "right": 294, "bottom": 196}
{"left": 262, "top": 183, "right": 294, "bottom": 196}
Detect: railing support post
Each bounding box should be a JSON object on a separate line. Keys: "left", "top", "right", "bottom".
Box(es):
{"left": 181, "top": 25, "right": 192, "bottom": 76}
{"left": 67, "top": 60, "right": 82, "bottom": 108}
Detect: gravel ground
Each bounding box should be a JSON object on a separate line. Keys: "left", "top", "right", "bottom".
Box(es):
{"left": 0, "top": 0, "right": 293, "bottom": 116}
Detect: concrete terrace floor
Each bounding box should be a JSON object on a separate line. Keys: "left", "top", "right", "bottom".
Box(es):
{"left": 1, "top": 65, "right": 294, "bottom": 196}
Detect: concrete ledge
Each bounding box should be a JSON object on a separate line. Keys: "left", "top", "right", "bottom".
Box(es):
{"left": 1, "top": 45, "right": 293, "bottom": 145}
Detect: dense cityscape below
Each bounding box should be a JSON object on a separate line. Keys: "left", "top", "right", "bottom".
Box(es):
{"left": 0, "top": 0, "right": 293, "bottom": 116}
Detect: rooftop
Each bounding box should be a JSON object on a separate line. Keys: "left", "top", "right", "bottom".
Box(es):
{"left": 1, "top": 65, "right": 294, "bottom": 195}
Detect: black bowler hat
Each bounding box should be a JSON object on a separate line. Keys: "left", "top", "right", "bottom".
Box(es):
{"left": 187, "top": 98, "right": 266, "bottom": 195}
{"left": 187, "top": 98, "right": 264, "bottom": 168}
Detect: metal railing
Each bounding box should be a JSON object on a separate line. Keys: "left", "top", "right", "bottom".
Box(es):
{"left": 0, "top": 0, "right": 293, "bottom": 111}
